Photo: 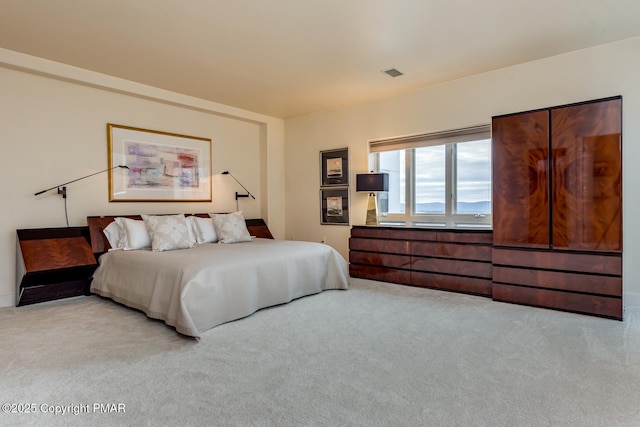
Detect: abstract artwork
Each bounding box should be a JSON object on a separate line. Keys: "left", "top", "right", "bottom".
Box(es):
{"left": 108, "top": 124, "right": 211, "bottom": 202}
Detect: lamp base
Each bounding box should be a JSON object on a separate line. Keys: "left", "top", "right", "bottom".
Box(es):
{"left": 365, "top": 193, "right": 378, "bottom": 226}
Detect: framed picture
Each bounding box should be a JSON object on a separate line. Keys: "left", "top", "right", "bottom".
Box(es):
{"left": 320, "top": 188, "right": 349, "bottom": 225}
{"left": 320, "top": 148, "right": 349, "bottom": 187}
{"left": 107, "top": 124, "right": 212, "bottom": 202}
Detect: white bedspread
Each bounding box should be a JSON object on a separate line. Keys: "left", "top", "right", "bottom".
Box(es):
{"left": 90, "top": 239, "right": 349, "bottom": 337}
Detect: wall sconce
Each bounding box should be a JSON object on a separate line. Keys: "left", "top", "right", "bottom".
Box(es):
{"left": 221, "top": 171, "right": 255, "bottom": 211}
{"left": 356, "top": 172, "right": 389, "bottom": 226}
{"left": 35, "top": 165, "right": 129, "bottom": 227}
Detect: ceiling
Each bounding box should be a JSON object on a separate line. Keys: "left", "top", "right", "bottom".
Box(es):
{"left": 2, "top": 0, "right": 640, "bottom": 119}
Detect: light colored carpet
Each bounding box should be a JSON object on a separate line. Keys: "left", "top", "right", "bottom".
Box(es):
{"left": 1, "top": 278, "right": 640, "bottom": 426}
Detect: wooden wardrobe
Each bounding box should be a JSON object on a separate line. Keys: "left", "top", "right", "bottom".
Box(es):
{"left": 491, "top": 96, "right": 622, "bottom": 319}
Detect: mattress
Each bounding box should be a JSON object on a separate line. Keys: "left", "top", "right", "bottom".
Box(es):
{"left": 90, "top": 238, "right": 349, "bottom": 337}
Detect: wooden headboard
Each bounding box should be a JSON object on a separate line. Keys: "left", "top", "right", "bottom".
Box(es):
{"left": 87, "top": 214, "right": 274, "bottom": 255}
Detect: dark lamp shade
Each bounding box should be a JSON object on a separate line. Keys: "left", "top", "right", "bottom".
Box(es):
{"left": 356, "top": 173, "right": 389, "bottom": 192}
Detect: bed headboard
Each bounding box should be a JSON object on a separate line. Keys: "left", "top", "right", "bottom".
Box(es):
{"left": 87, "top": 214, "right": 274, "bottom": 255}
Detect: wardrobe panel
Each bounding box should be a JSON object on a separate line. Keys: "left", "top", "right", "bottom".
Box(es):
{"left": 492, "top": 110, "right": 550, "bottom": 248}
{"left": 551, "top": 99, "right": 622, "bottom": 251}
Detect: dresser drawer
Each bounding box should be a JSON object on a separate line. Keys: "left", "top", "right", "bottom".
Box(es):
{"left": 349, "top": 237, "right": 410, "bottom": 255}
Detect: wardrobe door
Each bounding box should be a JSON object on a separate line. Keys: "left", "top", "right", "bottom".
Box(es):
{"left": 492, "top": 111, "right": 550, "bottom": 248}
{"left": 551, "top": 98, "right": 622, "bottom": 251}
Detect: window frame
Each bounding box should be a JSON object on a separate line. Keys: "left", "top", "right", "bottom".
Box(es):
{"left": 370, "top": 125, "right": 492, "bottom": 229}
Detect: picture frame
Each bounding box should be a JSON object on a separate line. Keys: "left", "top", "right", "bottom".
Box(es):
{"left": 320, "top": 187, "right": 349, "bottom": 225}
{"left": 320, "top": 148, "right": 349, "bottom": 187}
{"left": 107, "top": 124, "right": 212, "bottom": 202}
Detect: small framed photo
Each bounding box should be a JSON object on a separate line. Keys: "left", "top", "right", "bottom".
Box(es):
{"left": 320, "top": 148, "right": 349, "bottom": 187}
{"left": 320, "top": 188, "right": 349, "bottom": 225}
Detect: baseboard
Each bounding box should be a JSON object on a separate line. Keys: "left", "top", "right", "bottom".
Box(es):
{"left": 0, "top": 294, "right": 15, "bottom": 308}
{"left": 624, "top": 291, "right": 640, "bottom": 309}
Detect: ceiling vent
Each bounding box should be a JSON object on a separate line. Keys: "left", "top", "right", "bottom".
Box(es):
{"left": 382, "top": 68, "right": 404, "bottom": 78}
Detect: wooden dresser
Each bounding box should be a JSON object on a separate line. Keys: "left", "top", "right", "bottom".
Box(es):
{"left": 349, "top": 226, "right": 493, "bottom": 296}
{"left": 349, "top": 225, "right": 622, "bottom": 320}
{"left": 491, "top": 96, "right": 622, "bottom": 320}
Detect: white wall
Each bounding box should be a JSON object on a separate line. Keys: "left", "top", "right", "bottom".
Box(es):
{"left": 0, "top": 49, "right": 285, "bottom": 307}
{"left": 285, "top": 36, "right": 640, "bottom": 308}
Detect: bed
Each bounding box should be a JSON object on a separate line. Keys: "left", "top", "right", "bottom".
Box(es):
{"left": 88, "top": 214, "right": 349, "bottom": 338}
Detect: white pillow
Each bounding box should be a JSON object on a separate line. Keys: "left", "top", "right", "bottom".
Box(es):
{"left": 142, "top": 214, "right": 195, "bottom": 252}
{"left": 209, "top": 211, "right": 252, "bottom": 244}
{"left": 185, "top": 216, "right": 199, "bottom": 243}
{"left": 188, "top": 216, "right": 218, "bottom": 244}
{"left": 103, "top": 221, "right": 123, "bottom": 249}
{"left": 115, "top": 217, "right": 151, "bottom": 250}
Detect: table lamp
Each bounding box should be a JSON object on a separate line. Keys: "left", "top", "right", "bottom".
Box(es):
{"left": 356, "top": 172, "right": 389, "bottom": 225}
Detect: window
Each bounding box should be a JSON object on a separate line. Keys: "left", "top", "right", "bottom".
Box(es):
{"left": 370, "top": 125, "right": 491, "bottom": 228}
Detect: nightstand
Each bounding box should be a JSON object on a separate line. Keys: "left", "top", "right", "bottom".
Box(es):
{"left": 16, "top": 227, "right": 98, "bottom": 306}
